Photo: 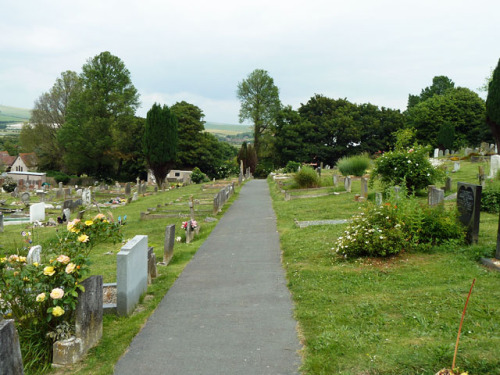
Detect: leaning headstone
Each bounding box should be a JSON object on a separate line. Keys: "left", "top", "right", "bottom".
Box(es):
{"left": 27, "top": 245, "right": 42, "bottom": 265}
{"left": 0, "top": 319, "right": 24, "bottom": 375}
{"left": 375, "top": 192, "right": 383, "bottom": 205}
{"left": 162, "top": 224, "right": 175, "bottom": 265}
{"left": 147, "top": 247, "right": 157, "bottom": 284}
{"left": 116, "top": 235, "right": 148, "bottom": 316}
{"left": 489, "top": 154, "right": 500, "bottom": 178}
{"left": 344, "top": 176, "right": 351, "bottom": 193}
{"left": 360, "top": 177, "right": 368, "bottom": 198}
{"left": 457, "top": 182, "right": 482, "bottom": 244}
{"left": 433, "top": 148, "right": 439, "bottom": 158}
{"left": 30, "top": 202, "right": 45, "bottom": 223}
{"left": 125, "top": 182, "right": 131, "bottom": 195}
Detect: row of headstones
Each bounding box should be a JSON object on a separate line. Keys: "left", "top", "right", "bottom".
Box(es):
{"left": 213, "top": 183, "right": 235, "bottom": 215}
{"left": 332, "top": 175, "right": 369, "bottom": 197}
{"left": 434, "top": 143, "right": 498, "bottom": 158}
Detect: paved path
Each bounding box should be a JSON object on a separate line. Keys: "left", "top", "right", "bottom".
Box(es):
{"left": 114, "top": 180, "right": 302, "bottom": 374}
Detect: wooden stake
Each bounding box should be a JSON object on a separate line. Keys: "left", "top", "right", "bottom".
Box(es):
{"left": 452, "top": 278, "right": 475, "bottom": 370}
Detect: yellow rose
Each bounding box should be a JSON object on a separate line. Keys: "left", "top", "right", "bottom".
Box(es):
{"left": 65, "top": 263, "right": 76, "bottom": 274}
{"left": 57, "top": 254, "right": 71, "bottom": 264}
{"left": 94, "top": 213, "right": 105, "bottom": 220}
{"left": 19, "top": 256, "right": 27, "bottom": 263}
{"left": 33, "top": 262, "right": 39, "bottom": 267}
{"left": 8, "top": 255, "right": 19, "bottom": 262}
{"left": 50, "top": 288, "right": 64, "bottom": 300}
{"left": 36, "top": 293, "right": 46, "bottom": 302}
{"left": 52, "top": 306, "right": 64, "bottom": 317}
{"left": 85, "top": 220, "right": 94, "bottom": 226}
{"left": 77, "top": 234, "right": 89, "bottom": 243}
{"left": 0, "top": 257, "right": 6, "bottom": 263}
{"left": 43, "top": 266, "right": 55, "bottom": 276}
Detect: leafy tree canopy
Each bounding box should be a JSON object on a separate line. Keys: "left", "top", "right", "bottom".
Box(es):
{"left": 486, "top": 58, "right": 500, "bottom": 147}
{"left": 407, "top": 75, "right": 455, "bottom": 111}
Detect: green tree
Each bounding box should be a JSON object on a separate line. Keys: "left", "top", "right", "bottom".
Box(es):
{"left": 407, "top": 75, "right": 455, "bottom": 111}
{"left": 486, "top": 58, "right": 500, "bottom": 148}
{"left": 142, "top": 103, "right": 178, "bottom": 189}
{"left": 237, "top": 69, "right": 281, "bottom": 156}
{"left": 237, "top": 141, "right": 258, "bottom": 174}
{"left": 59, "top": 52, "right": 139, "bottom": 179}
{"left": 21, "top": 71, "right": 81, "bottom": 170}
{"left": 407, "top": 87, "right": 489, "bottom": 149}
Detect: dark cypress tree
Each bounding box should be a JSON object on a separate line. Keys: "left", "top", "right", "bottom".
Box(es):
{"left": 142, "top": 103, "right": 178, "bottom": 189}
{"left": 486, "top": 59, "right": 500, "bottom": 148}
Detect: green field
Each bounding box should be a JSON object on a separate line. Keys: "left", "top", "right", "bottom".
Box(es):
{"left": 0, "top": 104, "right": 31, "bottom": 123}
{"left": 204, "top": 122, "right": 252, "bottom": 135}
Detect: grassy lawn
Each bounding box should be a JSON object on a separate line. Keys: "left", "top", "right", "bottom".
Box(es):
{"left": 1, "top": 182, "right": 241, "bottom": 374}
{"left": 270, "top": 161, "right": 500, "bottom": 375}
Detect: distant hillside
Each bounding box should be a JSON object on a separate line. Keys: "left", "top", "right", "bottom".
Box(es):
{"left": 204, "top": 122, "right": 252, "bottom": 147}
{"left": 0, "top": 105, "right": 31, "bottom": 123}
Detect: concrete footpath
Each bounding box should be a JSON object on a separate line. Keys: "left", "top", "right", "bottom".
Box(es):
{"left": 114, "top": 179, "right": 302, "bottom": 374}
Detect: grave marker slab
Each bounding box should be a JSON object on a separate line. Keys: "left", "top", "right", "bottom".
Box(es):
{"left": 163, "top": 224, "right": 176, "bottom": 262}
{"left": 30, "top": 202, "right": 45, "bottom": 223}
{"left": 117, "top": 235, "right": 148, "bottom": 316}
{"left": 0, "top": 212, "right": 3, "bottom": 233}
{"left": 27, "top": 245, "right": 41, "bottom": 265}
{"left": 457, "top": 182, "right": 482, "bottom": 244}
{"left": 75, "top": 276, "right": 103, "bottom": 353}
{"left": 360, "top": 177, "right": 368, "bottom": 198}
{"left": 490, "top": 154, "right": 500, "bottom": 178}
{"left": 0, "top": 319, "right": 24, "bottom": 375}
{"left": 147, "top": 247, "right": 157, "bottom": 284}
{"left": 344, "top": 176, "right": 351, "bottom": 193}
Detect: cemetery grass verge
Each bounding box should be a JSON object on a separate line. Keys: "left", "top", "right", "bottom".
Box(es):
{"left": 1, "top": 181, "right": 243, "bottom": 375}
{"left": 269, "top": 173, "right": 500, "bottom": 375}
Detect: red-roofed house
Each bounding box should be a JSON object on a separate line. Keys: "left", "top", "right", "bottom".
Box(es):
{"left": 0, "top": 151, "right": 17, "bottom": 172}
{"left": 0, "top": 152, "right": 38, "bottom": 172}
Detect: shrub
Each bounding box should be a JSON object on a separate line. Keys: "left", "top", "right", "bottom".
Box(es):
{"left": 191, "top": 167, "right": 209, "bottom": 184}
{"left": 0, "top": 214, "right": 122, "bottom": 372}
{"left": 2, "top": 177, "right": 17, "bottom": 192}
{"left": 294, "top": 166, "right": 319, "bottom": 188}
{"left": 369, "top": 145, "right": 443, "bottom": 193}
{"left": 336, "top": 154, "right": 371, "bottom": 176}
{"left": 481, "top": 179, "right": 500, "bottom": 213}
{"left": 334, "top": 192, "right": 465, "bottom": 258}
{"left": 284, "top": 161, "right": 300, "bottom": 173}
{"left": 254, "top": 160, "right": 274, "bottom": 178}
{"left": 53, "top": 172, "right": 71, "bottom": 185}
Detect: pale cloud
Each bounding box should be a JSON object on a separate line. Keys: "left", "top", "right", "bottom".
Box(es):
{"left": 1, "top": 0, "right": 499, "bottom": 122}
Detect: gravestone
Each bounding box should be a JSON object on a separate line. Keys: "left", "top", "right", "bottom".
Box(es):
{"left": 63, "top": 199, "right": 73, "bottom": 212}
{"left": 75, "top": 276, "right": 103, "bottom": 352}
{"left": 453, "top": 161, "right": 460, "bottom": 172}
{"left": 30, "top": 202, "right": 45, "bottom": 223}
{"left": 457, "top": 182, "right": 482, "bottom": 244}
{"left": 434, "top": 148, "right": 439, "bottom": 158}
{"left": 481, "top": 142, "right": 489, "bottom": 153}
{"left": 20, "top": 192, "right": 30, "bottom": 203}
{"left": 186, "top": 221, "right": 194, "bottom": 243}
{"left": 56, "top": 188, "right": 62, "bottom": 199}
{"left": 162, "top": 224, "right": 175, "bottom": 265}
{"left": 438, "top": 150, "right": 443, "bottom": 157}
{"left": 132, "top": 192, "right": 138, "bottom": 201}
{"left": 125, "top": 182, "right": 131, "bottom": 195}
{"left": 393, "top": 186, "right": 401, "bottom": 199}
{"left": 147, "top": 247, "right": 157, "bottom": 284}
{"left": 496, "top": 213, "right": 500, "bottom": 259}
{"left": 444, "top": 149, "right": 449, "bottom": 156}
{"left": 444, "top": 177, "right": 452, "bottom": 192}
{"left": 464, "top": 147, "right": 472, "bottom": 156}
{"left": 63, "top": 208, "right": 71, "bottom": 222}
{"left": 489, "top": 154, "right": 500, "bottom": 178}
{"left": 360, "top": 177, "right": 368, "bottom": 198}
{"left": 428, "top": 187, "right": 444, "bottom": 206}
{"left": 333, "top": 175, "right": 338, "bottom": 187}
{"left": 344, "top": 176, "right": 351, "bottom": 193}
{"left": 0, "top": 212, "right": 3, "bottom": 233}
{"left": 27, "top": 245, "right": 42, "bottom": 265}
{"left": 478, "top": 166, "right": 486, "bottom": 187}
{"left": 117, "top": 235, "right": 148, "bottom": 316}
{"left": 375, "top": 192, "right": 383, "bottom": 205}
{"left": 0, "top": 319, "right": 24, "bottom": 375}
{"left": 76, "top": 189, "right": 83, "bottom": 197}
{"left": 82, "top": 189, "right": 91, "bottom": 206}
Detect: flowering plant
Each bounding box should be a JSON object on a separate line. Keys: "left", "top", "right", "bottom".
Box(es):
{"left": 181, "top": 220, "right": 198, "bottom": 230}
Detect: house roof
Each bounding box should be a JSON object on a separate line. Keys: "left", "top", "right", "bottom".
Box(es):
{"left": 0, "top": 151, "right": 16, "bottom": 167}
{"left": 19, "top": 153, "right": 37, "bottom": 168}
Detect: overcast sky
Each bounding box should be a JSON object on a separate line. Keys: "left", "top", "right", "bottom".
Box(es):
{"left": 1, "top": 0, "right": 499, "bottom": 124}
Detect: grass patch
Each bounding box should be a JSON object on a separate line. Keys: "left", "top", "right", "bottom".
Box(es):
{"left": 270, "top": 161, "right": 500, "bottom": 375}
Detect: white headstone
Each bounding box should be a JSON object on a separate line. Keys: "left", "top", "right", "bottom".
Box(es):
{"left": 27, "top": 245, "right": 42, "bottom": 265}
{"left": 132, "top": 192, "right": 138, "bottom": 201}
{"left": 63, "top": 208, "right": 71, "bottom": 222}
{"left": 30, "top": 202, "right": 45, "bottom": 223}
{"left": 82, "top": 188, "right": 92, "bottom": 206}
{"left": 76, "top": 189, "right": 83, "bottom": 197}
{"left": 434, "top": 148, "right": 439, "bottom": 158}
{"left": 453, "top": 162, "right": 460, "bottom": 172}
{"left": 490, "top": 155, "right": 500, "bottom": 178}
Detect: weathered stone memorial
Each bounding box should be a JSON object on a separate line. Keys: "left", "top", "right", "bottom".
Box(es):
{"left": 428, "top": 186, "right": 444, "bottom": 206}
{"left": 444, "top": 177, "right": 452, "bottom": 192}
{"left": 453, "top": 161, "right": 460, "bottom": 172}
{"left": 344, "top": 176, "right": 351, "bottom": 193}
{"left": 125, "top": 182, "right": 131, "bottom": 195}
{"left": 29, "top": 202, "right": 45, "bottom": 223}
{"left": 82, "top": 188, "right": 91, "bottom": 206}
{"left": 375, "top": 192, "right": 383, "bottom": 205}
{"left": 0, "top": 319, "right": 24, "bottom": 375}
{"left": 333, "top": 174, "right": 338, "bottom": 187}
{"left": 433, "top": 148, "right": 439, "bottom": 158}
{"left": 0, "top": 212, "right": 3, "bottom": 233}
{"left": 360, "top": 177, "right": 368, "bottom": 198}
{"left": 489, "top": 154, "right": 500, "bottom": 178}
{"left": 27, "top": 245, "right": 41, "bottom": 265}
{"left": 456, "top": 182, "right": 482, "bottom": 244}
{"left": 162, "top": 224, "right": 175, "bottom": 265}
{"left": 147, "top": 247, "right": 157, "bottom": 284}
{"left": 117, "top": 235, "right": 148, "bottom": 316}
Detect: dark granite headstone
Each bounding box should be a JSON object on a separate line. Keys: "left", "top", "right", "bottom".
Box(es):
{"left": 457, "top": 182, "right": 482, "bottom": 244}
{"left": 163, "top": 224, "right": 175, "bottom": 265}
{"left": 0, "top": 319, "right": 24, "bottom": 375}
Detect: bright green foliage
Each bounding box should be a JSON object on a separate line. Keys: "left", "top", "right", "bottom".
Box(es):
{"left": 393, "top": 128, "right": 417, "bottom": 151}
{"left": 59, "top": 52, "right": 140, "bottom": 180}
{"left": 0, "top": 214, "right": 122, "bottom": 372}
{"left": 190, "top": 167, "right": 209, "bottom": 184}
{"left": 486, "top": 58, "right": 500, "bottom": 147}
{"left": 481, "top": 179, "right": 500, "bottom": 213}
{"left": 284, "top": 161, "right": 300, "bottom": 173}
{"left": 437, "top": 121, "right": 455, "bottom": 150}
{"left": 407, "top": 87, "right": 489, "bottom": 149}
{"left": 294, "top": 166, "right": 319, "bottom": 188}
{"left": 336, "top": 154, "right": 371, "bottom": 176}
{"left": 142, "top": 103, "right": 178, "bottom": 189}
{"left": 370, "top": 146, "right": 442, "bottom": 193}
{"left": 407, "top": 75, "right": 455, "bottom": 110}
{"left": 237, "top": 69, "right": 281, "bottom": 156}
